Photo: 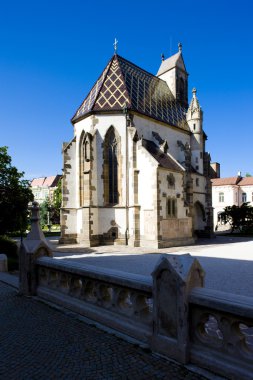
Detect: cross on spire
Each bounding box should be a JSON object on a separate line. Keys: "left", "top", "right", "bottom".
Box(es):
{"left": 113, "top": 38, "right": 118, "bottom": 54}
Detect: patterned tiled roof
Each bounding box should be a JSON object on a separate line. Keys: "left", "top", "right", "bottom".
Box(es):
{"left": 142, "top": 139, "right": 184, "bottom": 172}
{"left": 72, "top": 54, "right": 188, "bottom": 130}
{"left": 211, "top": 177, "right": 241, "bottom": 186}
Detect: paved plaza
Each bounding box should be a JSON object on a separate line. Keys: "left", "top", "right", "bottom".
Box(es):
{"left": 1, "top": 235, "right": 251, "bottom": 379}
{"left": 51, "top": 235, "right": 253, "bottom": 297}
{"left": 0, "top": 281, "right": 210, "bottom": 380}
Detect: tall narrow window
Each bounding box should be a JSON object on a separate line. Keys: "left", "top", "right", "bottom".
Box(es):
{"left": 79, "top": 132, "right": 92, "bottom": 207}
{"left": 84, "top": 140, "right": 90, "bottom": 161}
{"left": 103, "top": 127, "right": 120, "bottom": 205}
{"left": 219, "top": 192, "right": 224, "bottom": 203}
{"left": 167, "top": 197, "right": 177, "bottom": 218}
{"left": 242, "top": 192, "right": 247, "bottom": 202}
{"left": 108, "top": 134, "right": 118, "bottom": 204}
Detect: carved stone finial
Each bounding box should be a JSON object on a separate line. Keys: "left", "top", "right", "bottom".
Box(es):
{"left": 161, "top": 53, "right": 165, "bottom": 61}
{"left": 178, "top": 42, "right": 182, "bottom": 53}
{"left": 192, "top": 87, "right": 197, "bottom": 96}
{"left": 26, "top": 201, "right": 47, "bottom": 242}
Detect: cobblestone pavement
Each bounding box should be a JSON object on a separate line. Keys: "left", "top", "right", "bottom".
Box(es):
{"left": 0, "top": 282, "right": 209, "bottom": 380}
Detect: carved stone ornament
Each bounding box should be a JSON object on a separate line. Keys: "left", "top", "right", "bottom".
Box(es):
{"left": 167, "top": 173, "right": 175, "bottom": 188}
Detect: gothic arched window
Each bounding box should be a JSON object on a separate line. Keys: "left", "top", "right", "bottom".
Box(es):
{"left": 179, "top": 78, "right": 185, "bottom": 101}
{"left": 79, "top": 132, "right": 91, "bottom": 206}
{"left": 103, "top": 127, "right": 120, "bottom": 205}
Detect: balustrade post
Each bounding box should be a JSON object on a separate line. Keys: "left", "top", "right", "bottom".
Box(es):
{"left": 19, "top": 201, "right": 52, "bottom": 296}
{"left": 151, "top": 254, "right": 204, "bottom": 363}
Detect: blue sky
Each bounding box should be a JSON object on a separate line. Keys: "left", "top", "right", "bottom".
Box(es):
{"left": 0, "top": 0, "right": 252, "bottom": 179}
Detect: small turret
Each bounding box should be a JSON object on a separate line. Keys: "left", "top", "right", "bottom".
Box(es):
{"left": 187, "top": 88, "right": 204, "bottom": 174}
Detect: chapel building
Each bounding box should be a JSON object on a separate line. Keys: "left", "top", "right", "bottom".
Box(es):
{"left": 60, "top": 44, "right": 213, "bottom": 248}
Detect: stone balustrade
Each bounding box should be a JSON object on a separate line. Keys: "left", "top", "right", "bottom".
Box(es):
{"left": 36, "top": 257, "right": 153, "bottom": 343}
{"left": 19, "top": 203, "right": 253, "bottom": 380}
{"left": 189, "top": 287, "right": 253, "bottom": 380}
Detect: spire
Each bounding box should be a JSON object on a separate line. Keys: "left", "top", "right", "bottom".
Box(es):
{"left": 187, "top": 87, "right": 202, "bottom": 119}
{"left": 178, "top": 42, "right": 182, "bottom": 53}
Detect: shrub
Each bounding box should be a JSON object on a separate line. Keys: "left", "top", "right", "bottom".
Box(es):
{"left": 0, "top": 235, "right": 18, "bottom": 271}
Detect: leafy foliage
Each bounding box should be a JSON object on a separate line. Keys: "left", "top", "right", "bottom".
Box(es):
{"left": 220, "top": 203, "right": 253, "bottom": 233}
{"left": 39, "top": 198, "right": 51, "bottom": 227}
{"left": 39, "top": 179, "right": 62, "bottom": 227}
{"left": 0, "top": 235, "right": 19, "bottom": 271}
{"left": 0, "top": 146, "right": 34, "bottom": 235}
{"left": 52, "top": 179, "right": 62, "bottom": 224}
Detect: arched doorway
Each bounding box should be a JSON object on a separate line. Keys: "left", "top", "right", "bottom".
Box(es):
{"left": 193, "top": 201, "right": 206, "bottom": 231}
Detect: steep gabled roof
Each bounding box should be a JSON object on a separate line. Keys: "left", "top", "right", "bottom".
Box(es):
{"left": 211, "top": 177, "right": 241, "bottom": 186}
{"left": 72, "top": 54, "right": 188, "bottom": 130}
{"left": 142, "top": 139, "right": 184, "bottom": 172}
{"left": 157, "top": 51, "right": 187, "bottom": 76}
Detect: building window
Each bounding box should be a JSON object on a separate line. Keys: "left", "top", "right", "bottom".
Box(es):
{"left": 219, "top": 192, "right": 224, "bottom": 203}
{"left": 167, "top": 197, "right": 177, "bottom": 218}
{"left": 79, "top": 132, "right": 92, "bottom": 206}
{"left": 84, "top": 140, "right": 90, "bottom": 161}
{"left": 242, "top": 192, "right": 247, "bottom": 203}
{"left": 196, "top": 178, "right": 199, "bottom": 187}
{"left": 103, "top": 126, "right": 120, "bottom": 205}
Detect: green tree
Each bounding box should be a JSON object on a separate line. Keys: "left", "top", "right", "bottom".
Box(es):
{"left": 52, "top": 179, "right": 62, "bottom": 224}
{"left": 245, "top": 173, "right": 252, "bottom": 177}
{"left": 0, "top": 146, "right": 33, "bottom": 235}
{"left": 39, "top": 179, "right": 62, "bottom": 227}
{"left": 221, "top": 203, "right": 253, "bottom": 233}
{"left": 39, "top": 198, "right": 51, "bottom": 227}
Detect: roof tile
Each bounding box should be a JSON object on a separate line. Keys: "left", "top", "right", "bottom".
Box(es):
{"left": 211, "top": 177, "right": 241, "bottom": 186}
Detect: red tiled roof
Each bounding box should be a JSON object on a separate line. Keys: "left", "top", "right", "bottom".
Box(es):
{"left": 238, "top": 177, "right": 253, "bottom": 186}
{"left": 30, "top": 177, "right": 45, "bottom": 187}
{"left": 211, "top": 176, "right": 241, "bottom": 186}
{"left": 43, "top": 175, "right": 61, "bottom": 187}
{"left": 31, "top": 175, "right": 61, "bottom": 188}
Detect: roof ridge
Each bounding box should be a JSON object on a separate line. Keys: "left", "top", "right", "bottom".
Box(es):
{"left": 114, "top": 55, "right": 132, "bottom": 108}
{"left": 90, "top": 55, "right": 115, "bottom": 112}
{"left": 71, "top": 56, "right": 112, "bottom": 123}
{"left": 117, "top": 54, "right": 162, "bottom": 82}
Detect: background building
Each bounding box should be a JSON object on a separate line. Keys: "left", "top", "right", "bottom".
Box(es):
{"left": 211, "top": 175, "right": 253, "bottom": 227}
{"left": 31, "top": 175, "right": 61, "bottom": 204}
{"left": 60, "top": 45, "right": 214, "bottom": 248}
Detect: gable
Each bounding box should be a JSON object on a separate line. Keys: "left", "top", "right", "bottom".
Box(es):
{"left": 157, "top": 52, "right": 186, "bottom": 76}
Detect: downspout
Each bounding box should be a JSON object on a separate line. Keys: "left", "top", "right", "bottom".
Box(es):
{"left": 123, "top": 105, "right": 129, "bottom": 245}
